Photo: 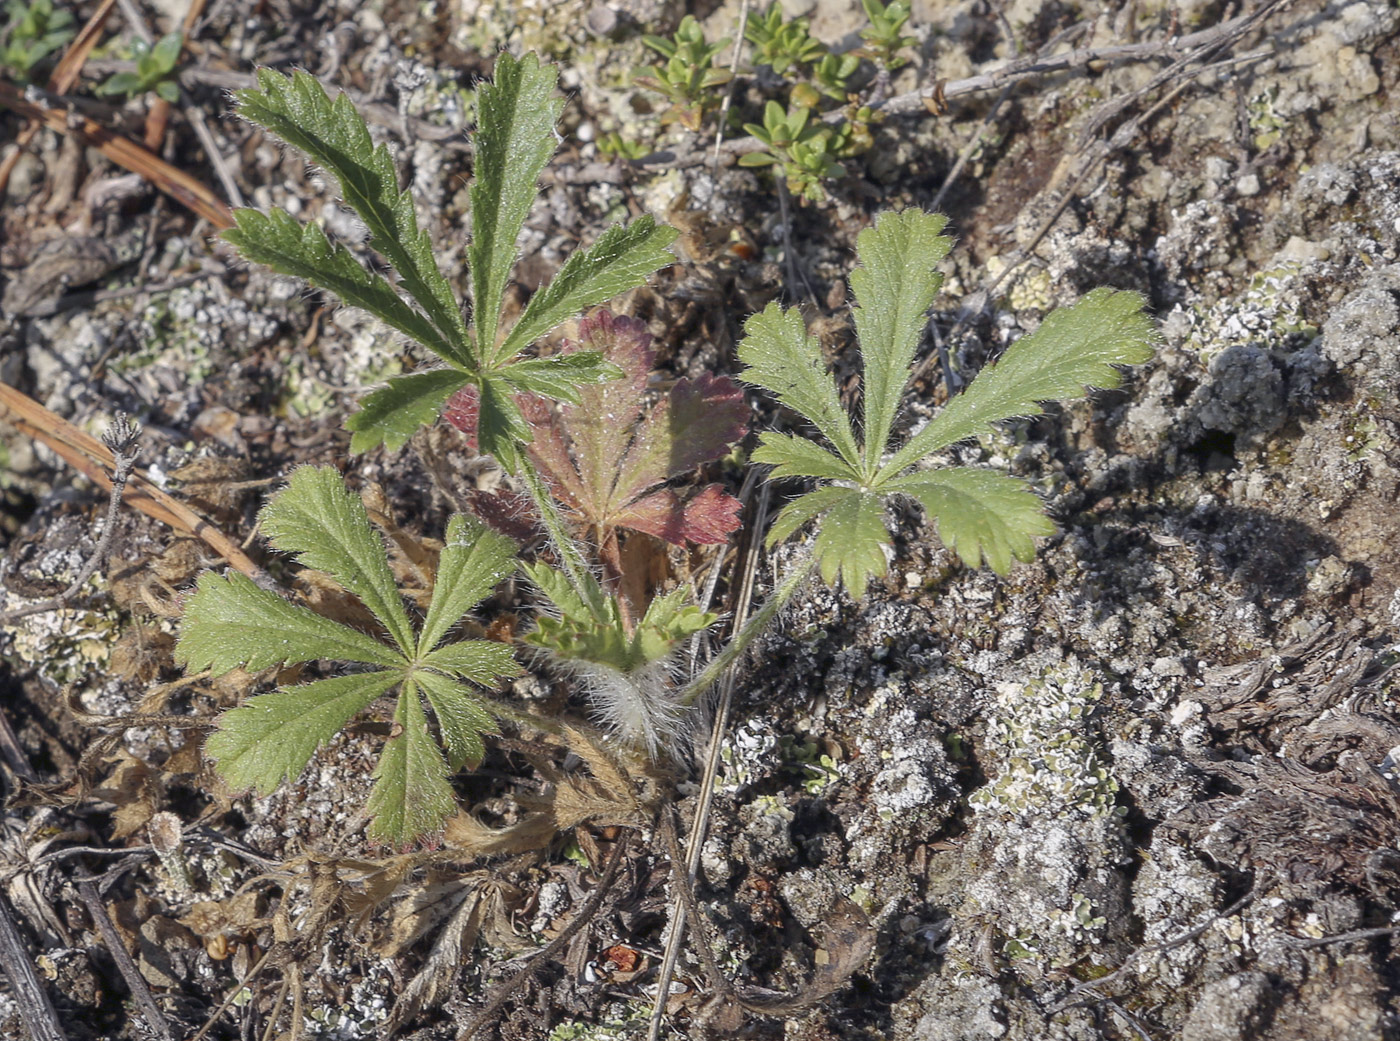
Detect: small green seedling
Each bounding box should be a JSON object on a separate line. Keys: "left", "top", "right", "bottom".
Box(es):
{"left": 177, "top": 466, "right": 520, "bottom": 846}
{"left": 595, "top": 131, "right": 649, "bottom": 162}
{"left": 633, "top": 15, "right": 732, "bottom": 131}
{"left": 739, "top": 100, "right": 846, "bottom": 203}
{"left": 1, "top": 0, "right": 74, "bottom": 82}
{"left": 809, "top": 52, "right": 862, "bottom": 102}
{"left": 857, "top": 0, "right": 917, "bottom": 70}
{"left": 745, "top": 5, "right": 825, "bottom": 75}
{"left": 96, "top": 31, "right": 183, "bottom": 103}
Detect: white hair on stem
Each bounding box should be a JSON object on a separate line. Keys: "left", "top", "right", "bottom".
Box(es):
{"left": 563, "top": 656, "right": 694, "bottom": 761}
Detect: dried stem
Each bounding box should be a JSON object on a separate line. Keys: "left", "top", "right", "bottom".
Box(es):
{"left": 0, "top": 413, "right": 141, "bottom": 625}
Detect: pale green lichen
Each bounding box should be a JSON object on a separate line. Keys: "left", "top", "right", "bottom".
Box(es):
{"left": 985, "top": 255, "right": 1055, "bottom": 312}
{"left": 1, "top": 563, "right": 120, "bottom": 687}
{"left": 969, "top": 666, "right": 1122, "bottom": 821}
{"left": 1180, "top": 260, "right": 1320, "bottom": 363}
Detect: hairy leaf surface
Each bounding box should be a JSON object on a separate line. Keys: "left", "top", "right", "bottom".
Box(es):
{"left": 347, "top": 370, "right": 471, "bottom": 455}
{"left": 880, "top": 287, "right": 1157, "bottom": 479}
{"left": 367, "top": 682, "right": 457, "bottom": 846}
{"left": 417, "top": 515, "right": 518, "bottom": 654}
{"left": 737, "top": 302, "right": 860, "bottom": 469}
{"left": 176, "top": 571, "right": 404, "bottom": 673}
{"left": 261, "top": 466, "right": 416, "bottom": 654}
{"left": 233, "top": 69, "right": 469, "bottom": 364}
{"left": 469, "top": 53, "right": 562, "bottom": 364}
{"left": 496, "top": 218, "right": 678, "bottom": 362}
{"left": 849, "top": 209, "right": 950, "bottom": 473}
{"left": 224, "top": 209, "right": 457, "bottom": 362}
{"left": 886, "top": 468, "right": 1056, "bottom": 574}
{"left": 415, "top": 670, "right": 494, "bottom": 771}
{"left": 205, "top": 670, "right": 403, "bottom": 795}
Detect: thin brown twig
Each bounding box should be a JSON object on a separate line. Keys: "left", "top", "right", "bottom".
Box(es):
{"left": 76, "top": 879, "right": 175, "bottom": 1041}
{"left": 648, "top": 481, "right": 770, "bottom": 1041}
{"left": 1282, "top": 924, "right": 1400, "bottom": 951}
{"left": 0, "top": 891, "right": 68, "bottom": 1041}
{"left": 1055, "top": 883, "right": 1260, "bottom": 1011}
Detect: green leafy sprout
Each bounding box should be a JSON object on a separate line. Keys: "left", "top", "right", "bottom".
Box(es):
{"left": 739, "top": 100, "right": 847, "bottom": 203}
{"left": 1, "top": 0, "right": 75, "bottom": 81}
{"left": 95, "top": 31, "right": 184, "bottom": 103}
{"left": 177, "top": 52, "right": 1156, "bottom": 846}
{"left": 630, "top": 7, "right": 885, "bottom": 202}
{"left": 745, "top": 5, "right": 825, "bottom": 75}
{"left": 857, "top": 0, "right": 917, "bottom": 70}
{"left": 177, "top": 466, "right": 520, "bottom": 846}
{"left": 633, "top": 15, "right": 732, "bottom": 131}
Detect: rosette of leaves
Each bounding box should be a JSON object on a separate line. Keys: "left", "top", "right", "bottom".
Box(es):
{"left": 740, "top": 101, "right": 846, "bottom": 203}
{"left": 176, "top": 466, "right": 520, "bottom": 845}
{"left": 745, "top": 5, "right": 826, "bottom": 75}
{"left": 856, "top": 0, "right": 917, "bottom": 70}
{"left": 445, "top": 311, "right": 746, "bottom": 752}
{"left": 739, "top": 208, "right": 1156, "bottom": 597}
{"left": 634, "top": 16, "right": 732, "bottom": 131}
{"left": 219, "top": 54, "right": 676, "bottom": 470}
{"left": 445, "top": 310, "right": 748, "bottom": 604}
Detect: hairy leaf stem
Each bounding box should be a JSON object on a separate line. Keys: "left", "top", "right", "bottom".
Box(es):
{"left": 516, "top": 457, "right": 611, "bottom": 624}
{"left": 678, "top": 548, "right": 818, "bottom": 707}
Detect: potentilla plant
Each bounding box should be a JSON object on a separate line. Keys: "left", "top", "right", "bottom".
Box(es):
{"left": 177, "top": 51, "right": 1156, "bottom": 844}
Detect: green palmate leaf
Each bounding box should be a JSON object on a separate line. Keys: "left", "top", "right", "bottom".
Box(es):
{"left": 420, "top": 640, "right": 520, "bottom": 686}
{"left": 495, "top": 217, "right": 678, "bottom": 363}
{"left": 474, "top": 376, "right": 532, "bottom": 472}
{"left": 850, "top": 209, "right": 951, "bottom": 475}
{"left": 879, "top": 287, "right": 1157, "bottom": 480}
{"left": 737, "top": 302, "right": 861, "bottom": 470}
{"left": 234, "top": 69, "right": 470, "bottom": 366}
{"left": 182, "top": 468, "right": 520, "bottom": 846}
{"left": 347, "top": 369, "right": 471, "bottom": 455}
{"left": 175, "top": 571, "right": 404, "bottom": 674}
{"left": 812, "top": 491, "right": 888, "bottom": 599}
{"left": 497, "top": 351, "right": 620, "bottom": 403}
{"left": 885, "top": 468, "right": 1057, "bottom": 574}
{"left": 751, "top": 430, "right": 859, "bottom": 482}
{"left": 764, "top": 484, "right": 858, "bottom": 547}
{"left": 417, "top": 514, "right": 519, "bottom": 655}
{"left": 470, "top": 52, "right": 563, "bottom": 364}
{"left": 367, "top": 679, "right": 457, "bottom": 845}
{"left": 414, "top": 670, "right": 494, "bottom": 770}
{"left": 223, "top": 209, "right": 458, "bottom": 364}
{"left": 260, "top": 466, "right": 417, "bottom": 654}
{"left": 205, "top": 669, "right": 404, "bottom": 795}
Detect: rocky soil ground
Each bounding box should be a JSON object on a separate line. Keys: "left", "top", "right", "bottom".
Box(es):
{"left": 3, "top": 0, "right": 1400, "bottom": 1039}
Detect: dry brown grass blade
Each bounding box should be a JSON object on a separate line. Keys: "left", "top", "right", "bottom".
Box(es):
{"left": 0, "top": 382, "right": 270, "bottom": 585}
{"left": 0, "top": 81, "right": 233, "bottom": 228}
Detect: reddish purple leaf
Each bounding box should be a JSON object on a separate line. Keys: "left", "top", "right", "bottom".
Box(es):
{"left": 616, "top": 372, "right": 749, "bottom": 508}
{"left": 444, "top": 308, "right": 747, "bottom": 552}
{"left": 443, "top": 385, "right": 481, "bottom": 452}
{"left": 612, "top": 483, "right": 742, "bottom": 545}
